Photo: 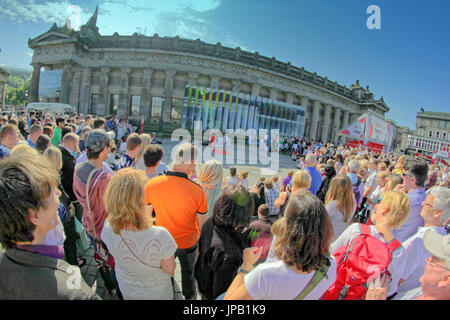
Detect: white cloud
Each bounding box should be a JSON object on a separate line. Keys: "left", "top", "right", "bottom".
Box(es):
{"left": 0, "top": 0, "right": 90, "bottom": 27}
{"left": 0, "top": 0, "right": 248, "bottom": 51}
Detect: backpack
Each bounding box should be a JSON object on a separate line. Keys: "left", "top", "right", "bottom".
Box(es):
{"left": 249, "top": 230, "right": 273, "bottom": 263}
{"left": 353, "top": 179, "right": 362, "bottom": 205}
{"left": 321, "top": 224, "right": 401, "bottom": 300}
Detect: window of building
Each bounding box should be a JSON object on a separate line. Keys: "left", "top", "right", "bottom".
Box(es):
{"left": 436, "top": 131, "right": 440, "bottom": 140}
{"left": 151, "top": 96, "right": 163, "bottom": 118}
{"left": 429, "top": 130, "right": 433, "bottom": 138}
{"left": 90, "top": 94, "right": 100, "bottom": 115}
{"left": 110, "top": 94, "right": 119, "bottom": 115}
{"left": 171, "top": 98, "right": 183, "bottom": 120}
{"left": 130, "top": 95, "right": 141, "bottom": 117}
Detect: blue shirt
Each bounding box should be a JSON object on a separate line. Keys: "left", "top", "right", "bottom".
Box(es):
{"left": 116, "top": 153, "right": 135, "bottom": 171}
{"left": 392, "top": 187, "right": 426, "bottom": 243}
{"left": 305, "top": 166, "right": 323, "bottom": 195}
{"left": 27, "top": 139, "right": 35, "bottom": 148}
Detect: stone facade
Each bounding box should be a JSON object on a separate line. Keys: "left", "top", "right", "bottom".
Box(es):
{"left": 406, "top": 109, "right": 450, "bottom": 159}
{"left": 27, "top": 9, "right": 389, "bottom": 141}
{"left": 415, "top": 110, "right": 450, "bottom": 142}
{"left": 0, "top": 68, "right": 9, "bottom": 111}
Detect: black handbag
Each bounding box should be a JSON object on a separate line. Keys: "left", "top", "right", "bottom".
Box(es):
{"left": 352, "top": 204, "right": 372, "bottom": 224}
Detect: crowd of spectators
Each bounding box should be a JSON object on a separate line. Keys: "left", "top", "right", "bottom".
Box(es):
{"left": 0, "top": 110, "right": 449, "bottom": 301}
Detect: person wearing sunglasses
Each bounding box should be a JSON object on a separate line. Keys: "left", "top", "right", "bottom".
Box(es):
{"left": 366, "top": 229, "right": 450, "bottom": 300}
{"left": 394, "top": 186, "right": 450, "bottom": 299}
{"left": 393, "top": 157, "right": 428, "bottom": 242}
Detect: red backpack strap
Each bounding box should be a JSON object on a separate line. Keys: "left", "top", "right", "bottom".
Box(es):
{"left": 360, "top": 223, "right": 371, "bottom": 235}
{"left": 386, "top": 239, "right": 401, "bottom": 253}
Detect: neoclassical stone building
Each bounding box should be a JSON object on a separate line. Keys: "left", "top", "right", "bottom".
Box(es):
{"left": 28, "top": 8, "right": 389, "bottom": 141}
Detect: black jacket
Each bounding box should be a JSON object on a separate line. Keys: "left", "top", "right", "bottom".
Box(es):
{"left": 59, "top": 146, "right": 77, "bottom": 202}
{"left": 194, "top": 218, "right": 250, "bottom": 300}
{"left": 0, "top": 248, "right": 99, "bottom": 300}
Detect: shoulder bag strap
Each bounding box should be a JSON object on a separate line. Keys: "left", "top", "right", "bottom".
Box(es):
{"left": 294, "top": 257, "right": 330, "bottom": 300}
{"left": 386, "top": 239, "right": 402, "bottom": 253}
{"left": 86, "top": 168, "right": 100, "bottom": 240}
{"left": 360, "top": 223, "right": 371, "bottom": 236}
{"left": 118, "top": 232, "right": 161, "bottom": 269}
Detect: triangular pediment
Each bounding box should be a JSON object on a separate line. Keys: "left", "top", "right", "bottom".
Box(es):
{"left": 29, "top": 30, "right": 76, "bottom": 47}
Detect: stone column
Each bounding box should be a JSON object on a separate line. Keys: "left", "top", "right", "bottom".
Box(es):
{"left": 30, "top": 63, "right": 42, "bottom": 103}
{"left": 188, "top": 72, "right": 199, "bottom": 88}
{"left": 269, "top": 88, "right": 277, "bottom": 101}
{"left": 163, "top": 70, "right": 176, "bottom": 122}
{"left": 232, "top": 80, "right": 241, "bottom": 95}
{"left": 300, "top": 96, "right": 309, "bottom": 137}
{"left": 251, "top": 83, "right": 261, "bottom": 97}
{"left": 310, "top": 100, "right": 321, "bottom": 141}
{"left": 79, "top": 67, "right": 92, "bottom": 115}
{"left": 210, "top": 76, "right": 220, "bottom": 90}
{"left": 321, "top": 104, "right": 332, "bottom": 143}
{"left": 119, "top": 67, "right": 130, "bottom": 117}
{"left": 286, "top": 92, "right": 294, "bottom": 105}
{"left": 99, "top": 67, "right": 110, "bottom": 116}
{"left": 69, "top": 69, "right": 81, "bottom": 112}
{"left": 140, "top": 68, "right": 153, "bottom": 118}
{"left": 342, "top": 110, "right": 350, "bottom": 129}
{"left": 60, "top": 64, "right": 72, "bottom": 104}
{"left": 333, "top": 107, "right": 342, "bottom": 143}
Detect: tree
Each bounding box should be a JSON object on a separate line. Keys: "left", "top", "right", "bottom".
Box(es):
{"left": 5, "top": 79, "right": 31, "bottom": 107}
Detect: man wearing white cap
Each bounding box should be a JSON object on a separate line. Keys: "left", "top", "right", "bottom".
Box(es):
{"left": 366, "top": 229, "right": 450, "bottom": 300}
{"left": 394, "top": 186, "right": 450, "bottom": 299}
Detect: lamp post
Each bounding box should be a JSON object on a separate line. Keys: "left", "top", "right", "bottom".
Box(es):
{"left": 24, "top": 89, "right": 29, "bottom": 107}
{"left": 56, "top": 87, "right": 61, "bottom": 103}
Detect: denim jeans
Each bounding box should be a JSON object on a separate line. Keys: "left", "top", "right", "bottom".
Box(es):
{"left": 175, "top": 242, "right": 198, "bottom": 300}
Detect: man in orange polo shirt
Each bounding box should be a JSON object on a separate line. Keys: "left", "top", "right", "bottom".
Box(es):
{"left": 145, "top": 143, "right": 208, "bottom": 300}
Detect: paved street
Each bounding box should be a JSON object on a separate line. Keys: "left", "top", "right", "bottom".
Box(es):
{"left": 79, "top": 137, "right": 297, "bottom": 300}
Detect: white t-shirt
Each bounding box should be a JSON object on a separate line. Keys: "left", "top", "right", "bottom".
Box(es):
{"left": 330, "top": 223, "right": 408, "bottom": 297}
{"left": 240, "top": 178, "right": 249, "bottom": 189}
{"left": 364, "top": 170, "right": 378, "bottom": 198}
{"left": 226, "top": 176, "right": 239, "bottom": 186}
{"left": 244, "top": 258, "right": 337, "bottom": 300}
{"left": 325, "top": 200, "right": 356, "bottom": 242}
{"left": 101, "top": 221, "right": 177, "bottom": 300}
{"left": 395, "top": 226, "right": 447, "bottom": 299}
{"left": 272, "top": 182, "right": 280, "bottom": 193}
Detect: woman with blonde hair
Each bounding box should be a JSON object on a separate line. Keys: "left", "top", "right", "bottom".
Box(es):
{"left": 10, "top": 143, "right": 38, "bottom": 159}
{"left": 135, "top": 133, "right": 152, "bottom": 171}
{"left": 101, "top": 168, "right": 178, "bottom": 300}
{"left": 275, "top": 170, "right": 311, "bottom": 217}
{"left": 325, "top": 174, "right": 357, "bottom": 241}
{"left": 330, "top": 190, "right": 411, "bottom": 297}
{"left": 384, "top": 173, "right": 403, "bottom": 192}
{"left": 393, "top": 155, "right": 405, "bottom": 175}
{"left": 197, "top": 160, "right": 224, "bottom": 217}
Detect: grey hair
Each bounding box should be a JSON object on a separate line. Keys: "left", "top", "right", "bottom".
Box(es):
{"left": 305, "top": 154, "right": 317, "bottom": 166}
{"left": 348, "top": 160, "right": 361, "bottom": 173}
{"left": 429, "top": 186, "right": 450, "bottom": 224}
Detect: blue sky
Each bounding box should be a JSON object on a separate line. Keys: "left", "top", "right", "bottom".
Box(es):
{"left": 0, "top": 0, "right": 449, "bottom": 129}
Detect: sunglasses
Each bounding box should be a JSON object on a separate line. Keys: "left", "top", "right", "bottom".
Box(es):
{"left": 426, "top": 256, "right": 449, "bottom": 272}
